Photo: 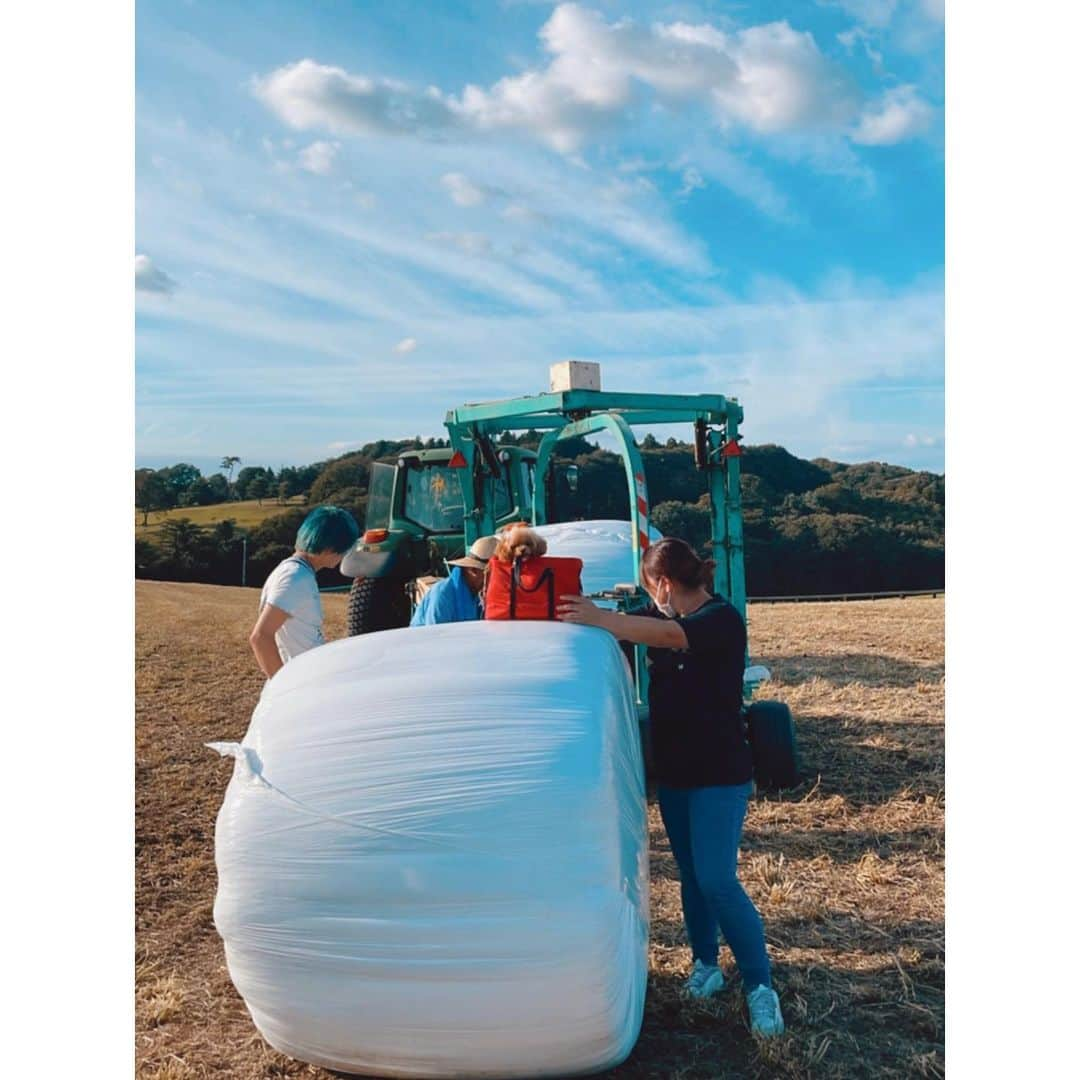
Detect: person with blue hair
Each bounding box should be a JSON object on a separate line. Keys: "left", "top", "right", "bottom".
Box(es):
{"left": 250, "top": 505, "right": 360, "bottom": 677}
{"left": 410, "top": 536, "right": 498, "bottom": 626}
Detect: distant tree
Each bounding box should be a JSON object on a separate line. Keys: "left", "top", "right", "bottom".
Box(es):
{"left": 234, "top": 466, "right": 273, "bottom": 500}
{"left": 308, "top": 456, "right": 370, "bottom": 505}
{"left": 652, "top": 500, "right": 711, "bottom": 553}
{"left": 157, "top": 518, "right": 211, "bottom": 577}
{"left": 135, "top": 537, "right": 162, "bottom": 575}
{"left": 205, "top": 473, "right": 230, "bottom": 502}
{"left": 249, "top": 476, "right": 269, "bottom": 506}
{"left": 641, "top": 433, "right": 660, "bottom": 450}
{"left": 278, "top": 480, "right": 290, "bottom": 505}
{"left": 135, "top": 470, "right": 172, "bottom": 525}
{"left": 220, "top": 456, "right": 241, "bottom": 496}
{"left": 211, "top": 519, "right": 239, "bottom": 546}
{"left": 158, "top": 463, "right": 202, "bottom": 499}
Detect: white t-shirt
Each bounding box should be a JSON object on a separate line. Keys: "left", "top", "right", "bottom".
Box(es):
{"left": 259, "top": 555, "right": 325, "bottom": 663}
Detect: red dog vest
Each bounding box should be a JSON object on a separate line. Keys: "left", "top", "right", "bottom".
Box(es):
{"left": 484, "top": 555, "right": 584, "bottom": 621}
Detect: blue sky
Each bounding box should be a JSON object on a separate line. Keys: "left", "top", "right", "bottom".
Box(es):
{"left": 135, "top": 0, "right": 944, "bottom": 476}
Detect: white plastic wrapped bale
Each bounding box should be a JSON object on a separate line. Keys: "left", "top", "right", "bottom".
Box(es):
{"left": 532, "top": 519, "right": 663, "bottom": 596}
{"left": 210, "top": 620, "right": 649, "bottom": 1079}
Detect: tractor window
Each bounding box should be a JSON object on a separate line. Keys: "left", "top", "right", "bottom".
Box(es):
{"left": 519, "top": 460, "right": 535, "bottom": 515}
{"left": 404, "top": 466, "right": 465, "bottom": 533}
{"left": 366, "top": 463, "right": 395, "bottom": 531}
{"left": 493, "top": 466, "right": 512, "bottom": 519}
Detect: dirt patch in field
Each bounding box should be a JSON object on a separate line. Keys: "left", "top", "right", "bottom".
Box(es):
{"left": 136, "top": 584, "right": 944, "bottom": 1079}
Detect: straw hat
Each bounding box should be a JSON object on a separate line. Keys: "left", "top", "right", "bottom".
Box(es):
{"left": 447, "top": 535, "right": 499, "bottom": 570}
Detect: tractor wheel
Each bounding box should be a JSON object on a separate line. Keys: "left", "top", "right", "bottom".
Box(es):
{"left": 745, "top": 700, "right": 800, "bottom": 790}
{"left": 345, "top": 577, "right": 411, "bottom": 636}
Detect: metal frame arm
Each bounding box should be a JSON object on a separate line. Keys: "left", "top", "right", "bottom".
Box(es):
{"left": 533, "top": 412, "right": 651, "bottom": 582}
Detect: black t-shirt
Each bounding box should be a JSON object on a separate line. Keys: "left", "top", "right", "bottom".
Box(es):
{"left": 646, "top": 596, "right": 753, "bottom": 789}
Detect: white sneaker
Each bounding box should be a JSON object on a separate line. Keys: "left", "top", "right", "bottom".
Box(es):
{"left": 746, "top": 985, "right": 785, "bottom": 1037}
{"left": 685, "top": 959, "right": 725, "bottom": 998}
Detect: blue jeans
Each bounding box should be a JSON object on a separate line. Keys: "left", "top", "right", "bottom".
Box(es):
{"left": 658, "top": 782, "right": 772, "bottom": 992}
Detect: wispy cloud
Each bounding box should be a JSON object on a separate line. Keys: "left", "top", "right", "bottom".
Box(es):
{"left": 298, "top": 140, "right": 340, "bottom": 174}
{"left": 393, "top": 337, "right": 418, "bottom": 354}
{"left": 853, "top": 85, "right": 934, "bottom": 145}
{"left": 426, "top": 231, "right": 493, "bottom": 256}
{"left": 135, "top": 254, "right": 177, "bottom": 295}
{"left": 440, "top": 172, "right": 491, "bottom": 207}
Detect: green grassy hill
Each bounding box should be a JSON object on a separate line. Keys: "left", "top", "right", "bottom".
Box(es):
{"left": 135, "top": 497, "right": 307, "bottom": 540}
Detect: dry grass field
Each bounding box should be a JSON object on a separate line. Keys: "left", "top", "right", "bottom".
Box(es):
{"left": 136, "top": 582, "right": 944, "bottom": 1079}
{"left": 136, "top": 497, "right": 306, "bottom": 540}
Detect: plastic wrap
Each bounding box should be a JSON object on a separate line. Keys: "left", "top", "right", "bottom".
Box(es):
{"left": 531, "top": 519, "right": 664, "bottom": 596}
{"left": 211, "top": 620, "right": 649, "bottom": 1078}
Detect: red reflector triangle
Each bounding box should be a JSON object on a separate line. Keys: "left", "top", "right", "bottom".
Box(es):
{"left": 720, "top": 440, "right": 742, "bottom": 457}
{"left": 448, "top": 450, "right": 467, "bottom": 468}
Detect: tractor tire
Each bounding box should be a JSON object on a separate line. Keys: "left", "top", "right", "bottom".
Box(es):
{"left": 745, "top": 700, "right": 800, "bottom": 791}
{"left": 345, "top": 577, "right": 411, "bottom": 637}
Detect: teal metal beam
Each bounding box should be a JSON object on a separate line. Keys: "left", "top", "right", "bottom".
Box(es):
{"left": 533, "top": 412, "right": 650, "bottom": 584}
{"left": 442, "top": 425, "right": 495, "bottom": 547}
{"left": 532, "top": 412, "right": 653, "bottom": 713}
{"left": 724, "top": 414, "right": 746, "bottom": 622}
{"left": 706, "top": 429, "right": 731, "bottom": 603}
{"left": 446, "top": 390, "right": 739, "bottom": 429}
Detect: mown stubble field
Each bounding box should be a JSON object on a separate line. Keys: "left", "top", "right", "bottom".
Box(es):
{"left": 136, "top": 582, "right": 944, "bottom": 1079}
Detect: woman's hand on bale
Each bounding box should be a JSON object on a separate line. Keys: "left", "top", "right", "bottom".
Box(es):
{"left": 556, "top": 595, "right": 606, "bottom": 627}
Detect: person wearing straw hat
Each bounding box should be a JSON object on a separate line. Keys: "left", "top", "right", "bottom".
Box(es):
{"left": 409, "top": 535, "right": 499, "bottom": 627}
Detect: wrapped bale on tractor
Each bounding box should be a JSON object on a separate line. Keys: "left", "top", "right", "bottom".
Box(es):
{"left": 533, "top": 519, "right": 664, "bottom": 595}
{"left": 210, "top": 620, "right": 649, "bottom": 1079}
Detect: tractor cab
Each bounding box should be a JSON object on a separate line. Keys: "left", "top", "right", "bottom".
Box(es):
{"left": 341, "top": 445, "right": 538, "bottom": 635}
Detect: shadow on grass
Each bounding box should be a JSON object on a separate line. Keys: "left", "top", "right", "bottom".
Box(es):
{"left": 599, "top": 954, "right": 943, "bottom": 1079}
{"left": 762, "top": 653, "right": 943, "bottom": 689}
{"left": 790, "top": 715, "right": 943, "bottom": 807}
{"left": 739, "top": 826, "right": 943, "bottom": 863}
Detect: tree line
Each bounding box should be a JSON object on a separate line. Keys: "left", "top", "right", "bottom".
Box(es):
{"left": 135, "top": 436, "right": 944, "bottom": 597}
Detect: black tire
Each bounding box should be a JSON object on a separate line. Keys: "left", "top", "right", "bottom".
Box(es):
{"left": 745, "top": 700, "right": 800, "bottom": 790}
{"left": 345, "top": 577, "right": 411, "bottom": 636}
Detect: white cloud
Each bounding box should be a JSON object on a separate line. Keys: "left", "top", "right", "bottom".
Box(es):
{"left": 904, "top": 432, "right": 939, "bottom": 448}
{"left": 135, "top": 254, "right": 177, "bottom": 295}
{"left": 426, "top": 231, "right": 493, "bottom": 256}
{"left": 252, "top": 58, "right": 456, "bottom": 136}
{"left": 678, "top": 145, "right": 798, "bottom": 221}
{"left": 501, "top": 202, "right": 550, "bottom": 225}
{"left": 456, "top": 7, "right": 860, "bottom": 150}
{"left": 677, "top": 166, "right": 705, "bottom": 198}
{"left": 393, "top": 337, "right": 418, "bottom": 354}
{"left": 440, "top": 172, "right": 489, "bottom": 207}
{"left": 298, "top": 140, "right": 340, "bottom": 174}
{"left": 837, "top": 26, "right": 884, "bottom": 71}
{"left": 819, "top": 0, "right": 900, "bottom": 30}
{"left": 852, "top": 84, "right": 934, "bottom": 144}
{"left": 253, "top": 5, "right": 932, "bottom": 156}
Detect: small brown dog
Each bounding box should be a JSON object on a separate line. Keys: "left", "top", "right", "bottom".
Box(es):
{"left": 494, "top": 522, "right": 548, "bottom": 562}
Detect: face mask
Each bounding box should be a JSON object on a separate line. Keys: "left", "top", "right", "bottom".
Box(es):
{"left": 650, "top": 583, "right": 677, "bottom": 619}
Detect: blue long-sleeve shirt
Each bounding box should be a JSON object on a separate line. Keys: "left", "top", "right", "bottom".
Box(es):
{"left": 409, "top": 567, "right": 482, "bottom": 626}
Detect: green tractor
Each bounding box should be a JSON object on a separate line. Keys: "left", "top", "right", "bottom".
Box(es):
{"left": 340, "top": 443, "right": 540, "bottom": 635}
{"left": 341, "top": 363, "right": 799, "bottom": 788}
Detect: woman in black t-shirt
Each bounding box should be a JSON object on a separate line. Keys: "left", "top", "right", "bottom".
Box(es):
{"left": 557, "top": 538, "right": 784, "bottom": 1039}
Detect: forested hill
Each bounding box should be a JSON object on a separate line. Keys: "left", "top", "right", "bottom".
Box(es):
{"left": 135, "top": 438, "right": 944, "bottom": 597}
